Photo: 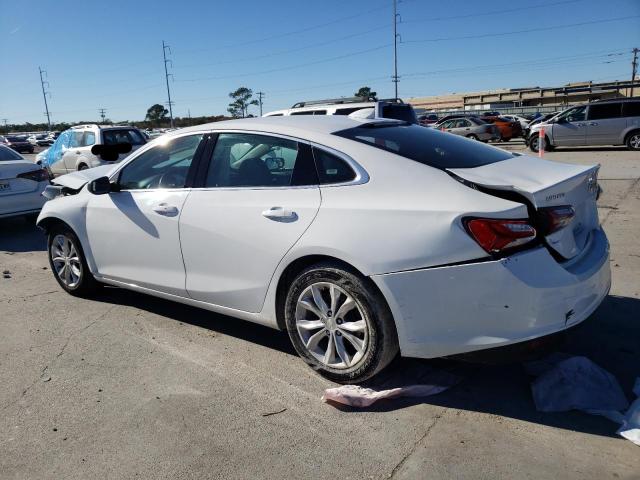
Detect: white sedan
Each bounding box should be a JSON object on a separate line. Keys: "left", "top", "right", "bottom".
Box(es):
{"left": 0, "top": 145, "right": 49, "bottom": 219}
{"left": 37, "top": 116, "right": 610, "bottom": 383}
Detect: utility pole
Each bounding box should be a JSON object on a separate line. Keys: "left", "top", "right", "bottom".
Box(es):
{"left": 162, "top": 40, "right": 175, "bottom": 128}
{"left": 257, "top": 91, "right": 264, "bottom": 116}
{"left": 1, "top": 119, "right": 7, "bottom": 134}
{"left": 38, "top": 67, "right": 51, "bottom": 130}
{"left": 631, "top": 48, "right": 639, "bottom": 97}
{"left": 99, "top": 108, "right": 107, "bottom": 124}
{"left": 392, "top": 0, "right": 400, "bottom": 99}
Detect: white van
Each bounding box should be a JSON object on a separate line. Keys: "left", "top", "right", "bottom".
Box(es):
{"left": 263, "top": 97, "right": 418, "bottom": 123}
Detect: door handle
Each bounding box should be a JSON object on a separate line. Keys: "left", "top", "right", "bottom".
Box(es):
{"left": 152, "top": 203, "right": 179, "bottom": 216}
{"left": 589, "top": 122, "right": 598, "bottom": 126}
{"left": 262, "top": 206, "right": 296, "bottom": 220}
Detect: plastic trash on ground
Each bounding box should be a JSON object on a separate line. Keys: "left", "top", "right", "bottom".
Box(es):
{"left": 322, "top": 384, "right": 451, "bottom": 408}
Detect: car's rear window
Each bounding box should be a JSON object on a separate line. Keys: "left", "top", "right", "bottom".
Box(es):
{"left": 0, "top": 145, "right": 23, "bottom": 160}
{"left": 102, "top": 129, "right": 146, "bottom": 146}
{"left": 334, "top": 123, "right": 513, "bottom": 169}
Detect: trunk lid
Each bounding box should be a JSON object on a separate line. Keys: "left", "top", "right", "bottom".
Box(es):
{"left": 0, "top": 161, "right": 43, "bottom": 196}
{"left": 448, "top": 155, "right": 600, "bottom": 260}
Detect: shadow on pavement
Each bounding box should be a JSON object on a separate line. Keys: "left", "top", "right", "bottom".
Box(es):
{"left": 333, "top": 295, "right": 640, "bottom": 439}
{"left": 92, "top": 286, "right": 297, "bottom": 357}
{"left": 0, "top": 216, "right": 46, "bottom": 252}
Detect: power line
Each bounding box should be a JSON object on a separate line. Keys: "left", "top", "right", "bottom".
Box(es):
{"left": 404, "top": 15, "right": 640, "bottom": 44}
{"left": 163, "top": 40, "right": 175, "bottom": 128}
{"left": 403, "top": 0, "right": 581, "bottom": 23}
{"left": 38, "top": 67, "right": 51, "bottom": 130}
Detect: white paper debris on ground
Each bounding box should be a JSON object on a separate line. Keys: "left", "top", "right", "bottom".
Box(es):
{"left": 322, "top": 367, "right": 461, "bottom": 408}
{"left": 528, "top": 355, "right": 629, "bottom": 414}
{"left": 526, "top": 355, "right": 639, "bottom": 447}
{"left": 617, "top": 378, "right": 640, "bottom": 446}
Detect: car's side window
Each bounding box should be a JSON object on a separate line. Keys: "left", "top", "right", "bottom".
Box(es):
{"left": 558, "top": 106, "right": 586, "bottom": 123}
{"left": 118, "top": 134, "right": 203, "bottom": 190}
{"left": 69, "top": 131, "right": 84, "bottom": 148}
{"left": 312, "top": 147, "right": 356, "bottom": 184}
{"left": 83, "top": 131, "right": 96, "bottom": 146}
{"left": 588, "top": 103, "right": 621, "bottom": 121}
{"left": 205, "top": 133, "right": 316, "bottom": 188}
{"left": 622, "top": 102, "right": 640, "bottom": 117}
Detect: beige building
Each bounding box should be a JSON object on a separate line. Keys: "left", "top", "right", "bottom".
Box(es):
{"left": 408, "top": 79, "right": 640, "bottom": 113}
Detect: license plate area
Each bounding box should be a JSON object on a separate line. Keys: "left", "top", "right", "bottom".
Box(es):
{"left": 0, "top": 181, "right": 11, "bottom": 191}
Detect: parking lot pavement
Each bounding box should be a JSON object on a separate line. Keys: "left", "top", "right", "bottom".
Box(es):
{"left": 1, "top": 147, "right": 639, "bottom": 479}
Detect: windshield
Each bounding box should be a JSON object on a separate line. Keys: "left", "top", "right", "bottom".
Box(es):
{"left": 334, "top": 123, "right": 513, "bottom": 169}
{"left": 0, "top": 145, "right": 23, "bottom": 160}
{"left": 555, "top": 106, "right": 586, "bottom": 123}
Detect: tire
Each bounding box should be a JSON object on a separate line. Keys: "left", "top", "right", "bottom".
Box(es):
{"left": 466, "top": 134, "right": 479, "bottom": 141}
{"left": 626, "top": 131, "right": 640, "bottom": 151}
{"left": 47, "top": 224, "right": 100, "bottom": 297}
{"left": 284, "top": 262, "right": 399, "bottom": 383}
{"left": 501, "top": 136, "right": 511, "bottom": 142}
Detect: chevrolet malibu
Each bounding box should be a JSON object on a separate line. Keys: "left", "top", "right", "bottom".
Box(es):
{"left": 37, "top": 116, "right": 610, "bottom": 383}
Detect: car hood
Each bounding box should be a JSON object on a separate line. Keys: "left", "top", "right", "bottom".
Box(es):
{"left": 51, "top": 164, "right": 117, "bottom": 190}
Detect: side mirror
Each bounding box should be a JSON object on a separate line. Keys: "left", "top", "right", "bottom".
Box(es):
{"left": 88, "top": 176, "right": 111, "bottom": 195}
{"left": 91, "top": 142, "right": 132, "bottom": 162}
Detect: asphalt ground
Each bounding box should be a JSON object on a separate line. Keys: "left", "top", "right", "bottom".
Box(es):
{"left": 2, "top": 141, "right": 639, "bottom": 479}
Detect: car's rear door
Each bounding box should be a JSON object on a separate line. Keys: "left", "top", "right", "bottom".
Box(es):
{"left": 85, "top": 133, "right": 204, "bottom": 295}
{"left": 179, "top": 131, "right": 321, "bottom": 313}
{"left": 586, "top": 102, "right": 624, "bottom": 145}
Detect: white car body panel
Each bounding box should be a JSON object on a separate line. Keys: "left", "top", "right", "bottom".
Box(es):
{"left": 37, "top": 116, "right": 611, "bottom": 359}
{"left": 0, "top": 159, "right": 48, "bottom": 217}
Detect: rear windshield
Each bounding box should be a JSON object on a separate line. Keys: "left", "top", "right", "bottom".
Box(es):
{"left": 0, "top": 145, "right": 23, "bottom": 160}
{"left": 334, "top": 123, "right": 513, "bottom": 169}
{"left": 102, "top": 129, "right": 146, "bottom": 146}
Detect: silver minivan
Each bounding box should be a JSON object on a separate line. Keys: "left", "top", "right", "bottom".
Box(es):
{"left": 529, "top": 99, "right": 640, "bottom": 152}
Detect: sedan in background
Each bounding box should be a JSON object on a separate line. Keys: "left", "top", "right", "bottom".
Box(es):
{"left": 480, "top": 116, "right": 523, "bottom": 141}
{"left": 0, "top": 144, "right": 49, "bottom": 219}
{"left": 436, "top": 117, "right": 500, "bottom": 142}
{"left": 2, "top": 135, "right": 34, "bottom": 154}
{"left": 38, "top": 116, "right": 610, "bottom": 383}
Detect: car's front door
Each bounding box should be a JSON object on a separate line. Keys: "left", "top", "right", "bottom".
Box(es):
{"left": 85, "top": 134, "right": 204, "bottom": 295}
{"left": 179, "top": 132, "right": 321, "bottom": 313}
{"left": 47, "top": 130, "right": 72, "bottom": 176}
{"left": 586, "top": 102, "right": 624, "bottom": 145}
{"left": 551, "top": 106, "right": 587, "bottom": 146}
{"left": 63, "top": 130, "right": 84, "bottom": 171}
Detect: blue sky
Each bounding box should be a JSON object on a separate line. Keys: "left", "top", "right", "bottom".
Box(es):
{"left": 1, "top": 0, "right": 639, "bottom": 124}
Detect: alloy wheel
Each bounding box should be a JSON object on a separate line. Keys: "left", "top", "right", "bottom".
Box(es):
{"left": 50, "top": 234, "right": 83, "bottom": 288}
{"left": 295, "top": 282, "right": 368, "bottom": 369}
{"left": 630, "top": 134, "right": 640, "bottom": 150}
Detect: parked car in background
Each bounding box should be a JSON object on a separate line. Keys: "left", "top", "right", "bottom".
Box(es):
{"left": 2, "top": 135, "right": 34, "bottom": 154}
{"left": 524, "top": 112, "right": 560, "bottom": 141}
{"left": 480, "top": 115, "right": 523, "bottom": 141}
{"left": 0, "top": 144, "right": 49, "bottom": 219}
{"left": 43, "top": 124, "right": 147, "bottom": 176}
{"left": 418, "top": 113, "right": 439, "bottom": 126}
{"left": 501, "top": 115, "right": 530, "bottom": 130}
{"left": 437, "top": 117, "right": 500, "bottom": 142}
{"left": 37, "top": 116, "right": 609, "bottom": 383}
{"left": 263, "top": 97, "right": 418, "bottom": 124}
{"left": 35, "top": 148, "right": 50, "bottom": 165}
{"left": 528, "top": 99, "right": 640, "bottom": 152}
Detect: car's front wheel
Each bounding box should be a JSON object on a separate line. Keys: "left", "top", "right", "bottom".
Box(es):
{"left": 627, "top": 131, "right": 640, "bottom": 151}
{"left": 48, "top": 225, "right": 100, "bottom": 296}
{"left": 284, "top": 262, "right": 399, "bottom": 383}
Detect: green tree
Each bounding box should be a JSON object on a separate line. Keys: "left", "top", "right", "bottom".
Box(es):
{"left": 145, "top": 104, "right": 169, "bottom": 126}
{"left": 227, "top": 87, "right": 258, "bottom": 118}
{"left": 354, "top": 86, "right": 377, "bottom": 100}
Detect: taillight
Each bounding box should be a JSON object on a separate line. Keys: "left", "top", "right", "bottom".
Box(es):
{"left": 464, "top": 218, "right": 537, "bottom": 254}
{"left": 538, "top": 205, "right": 575, "bottom": 234}
{"left": 17, "top": 168, "right": 50, "bottom": 182}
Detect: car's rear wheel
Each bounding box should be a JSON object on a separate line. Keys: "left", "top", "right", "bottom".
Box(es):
{"left": 78, "top": 164, "right": 89, "bottom": 171}
{"left": 48, "top": 225, "right": 100, "bottom": 296}
{"left": 284, "top": 262, "right": 398, "bottom": 383}
{"left": 466, "top": 134, "right": 479, "bottom": 141}
{"left": 627, "top": 131, "right": 640, "bottom": 151}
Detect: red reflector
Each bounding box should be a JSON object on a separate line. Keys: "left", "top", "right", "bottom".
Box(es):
{"left": 538, "top": 205, "right": 575, "bottom": 234}
{"left": 17, "top": 169, "right": 50, "bottom": 182}
{"left": 465, "top": 218, "right": 536, "bottom": 254}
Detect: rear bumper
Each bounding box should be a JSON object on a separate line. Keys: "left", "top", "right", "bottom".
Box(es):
{"left": 0, "top": 183, "right": 47, "bottom": 218}
{"left": 371, "top": 228, "right": 611, "bottom": 359}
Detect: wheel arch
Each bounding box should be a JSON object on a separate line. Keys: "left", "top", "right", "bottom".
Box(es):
{"left": 273, "top": 254, "right": 393, "bottom": 331}
{"left": 624, "top": 128, "right": 640, "bottom": 144}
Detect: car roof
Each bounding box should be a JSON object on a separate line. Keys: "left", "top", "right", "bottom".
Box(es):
{"left": 165, "top": 116, "right": 404, "bottom": 140}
